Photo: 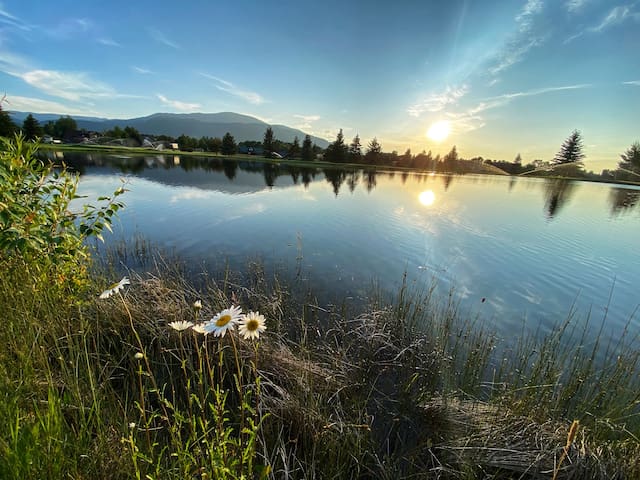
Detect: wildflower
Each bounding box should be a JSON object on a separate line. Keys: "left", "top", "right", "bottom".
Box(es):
{"left": 129, "top": 422, "right": 136, "bottom": 429}
{"left": 99, "top": 276, "right": 130, "bottom": 299}
{"left": 193, "top": 305, "right": 243, "bottom": 337}
{"left": 134, "top": 352, "right": 144, "bottom": 360}
{"left": 193, "top": 300, "right": 202, "bottom": 311}
{"left": 238, "top": 311, "right": 266, "bottom": 340}
{"left": 169, "top": 320, "right": 194, "bottom": 331}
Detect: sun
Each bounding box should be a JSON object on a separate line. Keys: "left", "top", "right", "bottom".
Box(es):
{"left": 427, "top": 120, "right": 451, "bottom": 142}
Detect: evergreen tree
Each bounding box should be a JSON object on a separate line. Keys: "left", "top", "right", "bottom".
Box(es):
{"left": 209, "top": 137, "right": 222, "bottom": 154}
{"left": 289, "top": 136, "right": 300, "bottom": 158}
{"left": 348, "top": 134, "right": 362, "bottom": 162}
{"left": 221, "top": 132, "right": 237, "bottom": 155}
{"left": 263, "top": 127, "right": 275, "bottom": 158}
{"left": 22, "top": 114, "right": 42, "bottom": 141}
{"left": 0, "top": 102, "right": 17, "bottom": 137}
{"left": 301, "top": 134, "right": 313, "bottom": 161}
{"left": 443, "top": 145, "right": 459, "bottom": 172}
{"left": 326, "top": 129, "right": 347, "bottom": 163}
{"left": 365, "top": 137, "right": 382, "bottom": 164}
{"left": 514, "top": 153, "right": 522, "bottom": 165}
{"left": 618, "top": 141, "right": 640, "bottom": 174}
{"left": 553, "top": 130, "right": 585, "bottom": 165}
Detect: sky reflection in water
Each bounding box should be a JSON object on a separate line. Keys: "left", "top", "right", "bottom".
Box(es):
{"left": 66, "top": 152, "right": 640, "bottom": 343}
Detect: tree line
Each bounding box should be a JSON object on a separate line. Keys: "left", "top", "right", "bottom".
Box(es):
{"left": 1, "top": 104, "right": 638, "bottom": 182}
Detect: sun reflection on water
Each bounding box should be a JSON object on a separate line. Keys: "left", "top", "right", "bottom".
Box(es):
{"left": 418, "top": 189, "right": 436, "bottom": 206}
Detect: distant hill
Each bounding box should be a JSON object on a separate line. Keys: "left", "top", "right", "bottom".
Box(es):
{"left": 9, "top": 111, "right": 330, "bottom": 147}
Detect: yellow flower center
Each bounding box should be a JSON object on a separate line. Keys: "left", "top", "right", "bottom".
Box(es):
{"left": 216, "top": 314, "right": 232, "bottom": 327}
{"left": 245, "top": 319, "right": 259, "bottom": 332}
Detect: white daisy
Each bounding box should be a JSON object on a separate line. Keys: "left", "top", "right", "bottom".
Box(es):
{"left": 238, "top": 311, "right": 266, "bottom": 340}
{"left": 99, "top": 277, "right": 130, "bottom": 299}
{"left": 169, "top": 320, "right": 194, "bottom": 331}
{"left": 193, "top": 305, "right": 243, "bottom": 337}
{"left": 193, "top": 300, "right": 202, "bottom": 311}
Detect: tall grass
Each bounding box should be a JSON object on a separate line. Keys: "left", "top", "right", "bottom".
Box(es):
{"left": 0, "top": 249, "right": 639, "bottom": 478}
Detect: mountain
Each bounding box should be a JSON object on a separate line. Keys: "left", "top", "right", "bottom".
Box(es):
{"left": 9, "top": 111, "right": 330, "bottom": 147}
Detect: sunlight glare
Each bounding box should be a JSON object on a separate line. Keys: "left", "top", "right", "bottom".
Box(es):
{"left": 427, "top": 121, "right": 451, "bottom": 142}
{"left": 418, "top": 190, "right": 436, "bottom": 206}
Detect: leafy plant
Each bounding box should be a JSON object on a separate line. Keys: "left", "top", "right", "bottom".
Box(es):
{"left": 0, "top": 135, "right": 125, "bottom": 290}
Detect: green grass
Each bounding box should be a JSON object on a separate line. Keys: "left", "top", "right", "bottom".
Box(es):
{"left": 1, "top": 249, "right": 639, "bottom": 479}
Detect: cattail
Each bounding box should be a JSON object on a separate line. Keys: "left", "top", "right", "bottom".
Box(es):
{"left": 552, "top": 420, "right": 580, "bottom": 480}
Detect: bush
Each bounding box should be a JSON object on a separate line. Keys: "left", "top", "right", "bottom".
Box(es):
{"left": 0, "top": 135, "right": 125, "bottom": 292}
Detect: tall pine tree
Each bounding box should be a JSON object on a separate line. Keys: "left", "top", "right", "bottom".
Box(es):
{"left": 553, "top": 130, "right": 585, "bottom": 165}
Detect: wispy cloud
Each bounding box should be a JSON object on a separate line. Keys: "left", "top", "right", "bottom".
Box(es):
{"left": 156, "top": 94, "right": 200, "bottom": 111}
{"left": 17, "top": 69, "right": 116, "bottom": 101}
{"left": 407, "top": 85, "right": 469, "bottom": 117}
{"left": 566, "top": 4, "right": 640, "bottom": 42}
{"left": 200, "top": 73, "right": 265, "bottom": 105}
{"left": 148, "top": 28, "right": 180, "bottom": 49}
{"left": 3, "top": 94, "right": 97, "bottom": 115}
{"left": 132, "top": 66, "right": 153, "bottom": 74}
{"left": 592, "top": 5, "right": 635, "bottom": 32}
{"left": 48, "top": 18, "right": 92, "bottom": 39}
{"left": 623, "top": 80, "right": 640, "bottom": 86}
{"left": 447, "top": 84, "right": 591, "bottom": 134}
{"left": 0, "top": 3, "right": 31, "bottom": 31}
{"left": 293, "top": 114, "right": 321, "bottom": 131}
{"left": 488, "top": 0, "right": 546, "bottom": 77}
{"left": 98, "top": 37, "right": 121, "bottom": 47}
{"left": 565, "top": 0, "right": 588, "bottom": 14}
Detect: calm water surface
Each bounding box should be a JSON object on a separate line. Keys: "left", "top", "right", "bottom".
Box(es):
{"left": 61, "top": 152, "right": 640, "bottom": 341}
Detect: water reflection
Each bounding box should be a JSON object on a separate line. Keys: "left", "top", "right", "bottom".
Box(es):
{"left": 543, "top": 179, "right": 576, "bottom": 219}
{"left": 609, "top": 188, "right": 640, "bottom": 216}
{"left": 418, "top": 190, "right": 436, "bottom": 206}
{"left": 38, "top": 151, "right": 640, "bottom": 224}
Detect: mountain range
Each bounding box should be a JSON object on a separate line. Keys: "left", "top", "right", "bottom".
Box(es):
{"left": 9, "top": 111, "right": 330, "bottom": 147}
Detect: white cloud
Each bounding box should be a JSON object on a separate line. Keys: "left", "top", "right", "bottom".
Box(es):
{"left": 156, "top": 94, "right": 200, "bottom": 112}
{"left": 293, "top": 114, "right": 321, "bottom": 131}
{"left": 3, "top": 95, "right": 98, "bottom": 115}
{"left": 49, "top": 18, "right": 92, "bottom": 39}
{"left": 200, "top": 73, "right": 265, "bottom": 105}
{"left": 98, "top": 37, "right": 121, "bottom": 47}
{"left": 515, "top": 0, "right": 543, "bottom": 32}
{"left": 623, "top": 80, "right": 640, "bottom": 86}
{"left": 565, "top": 4, "right": 640, "bottom": 42}
{"left": 488, "top": 0, "right": 546, "bottom": 78}
{"left": 407, "top": 85, "right": 469, "bottom": 117}
{"left": 446, "top": 84, "right": 591, "bottom": 134}
{"left": 0, "top": 4, "right": 31, "bottom": 31}
{"left": 132, "top": 66, "right": 153, "bottom": 74}
{"left": 18, "top": 69, "right": 117, "bottom": 101}
{"left": 148, "top": 28, "right": 180, "bottom": 49}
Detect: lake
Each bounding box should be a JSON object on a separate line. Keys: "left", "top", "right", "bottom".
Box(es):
{"left": 57, "top": 151, "right": 640, "bottom": 342}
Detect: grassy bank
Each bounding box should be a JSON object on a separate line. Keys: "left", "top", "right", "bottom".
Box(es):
{"left": 1, "top": 252, "right": 639, "bottom": 479}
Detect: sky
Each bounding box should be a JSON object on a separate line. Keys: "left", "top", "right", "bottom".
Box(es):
{"left": 0, "top": 0, "right": 638, "bottom": 170}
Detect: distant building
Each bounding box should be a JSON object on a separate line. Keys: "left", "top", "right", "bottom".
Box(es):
{"left": 169, "top": 143, "right": 179, "bottom": 150}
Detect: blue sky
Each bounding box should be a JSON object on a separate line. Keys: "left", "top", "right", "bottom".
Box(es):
{"left": 1, "top": 0, "right": 638, "bottom": 169}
